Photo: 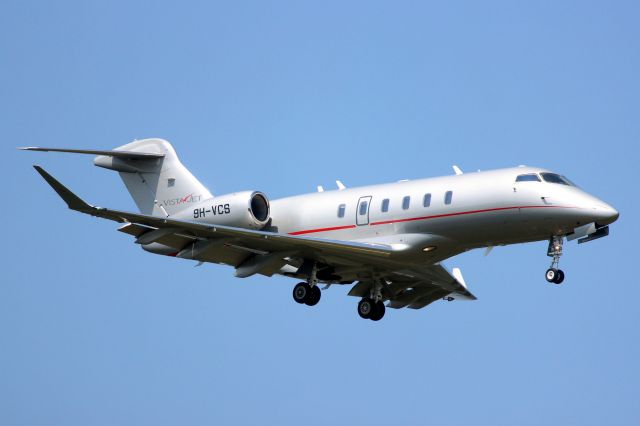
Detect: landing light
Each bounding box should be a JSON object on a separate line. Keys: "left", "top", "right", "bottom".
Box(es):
{"left": 422, "top": 246, "right": 437, "bottom": 252}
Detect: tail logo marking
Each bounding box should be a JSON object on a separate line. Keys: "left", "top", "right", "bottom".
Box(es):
{"left": 161, "top": 193, "right": 202, "bottom": 207}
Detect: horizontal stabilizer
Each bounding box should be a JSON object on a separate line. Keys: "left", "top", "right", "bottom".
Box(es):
{"left": 19, "top": 147, "right": 164, "bottom": 159}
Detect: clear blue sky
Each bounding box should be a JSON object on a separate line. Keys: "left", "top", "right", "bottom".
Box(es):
{"left": 2, "top": 1, "right": 638, "bottom": 425}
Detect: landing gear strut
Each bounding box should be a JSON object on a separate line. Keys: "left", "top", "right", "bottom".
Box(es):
{"left": 358, "top": 280, "right": 386, "bottom": 321}
{"left": 292, "top": 262, "right": 322, "bottom": 306}
{"left": 546, "top": 236, "right": 565, "bottom": 284}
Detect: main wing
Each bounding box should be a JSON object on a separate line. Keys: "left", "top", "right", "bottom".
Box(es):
{"left": 34, "top": 165, "right": 476, "bottom": 310}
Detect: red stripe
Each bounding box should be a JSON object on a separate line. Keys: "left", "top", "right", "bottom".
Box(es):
{"left": 288, "top": 205, "right": 574, "bottom": 235}
{"left": 288, "top": 224, "right": 356, "bottom": 236}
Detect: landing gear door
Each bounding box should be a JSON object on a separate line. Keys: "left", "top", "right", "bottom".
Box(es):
{"left": 356, "top": 196, "right": 372, "bottom": 226}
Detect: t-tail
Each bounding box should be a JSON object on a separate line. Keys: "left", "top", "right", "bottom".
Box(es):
{"left": 20, "top": 138, "right": 212, "bottom": 216}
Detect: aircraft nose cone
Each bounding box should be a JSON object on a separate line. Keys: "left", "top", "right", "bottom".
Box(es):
{"left": 596, "top": 204, "right": 619, "bottom": 226}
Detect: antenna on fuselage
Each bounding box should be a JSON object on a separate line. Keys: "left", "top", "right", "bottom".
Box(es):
{"left": 317, "top": 186, "right": 324, "bottom": 192}
{"left": 336, "top": 180, "right": 346, "bottom": 190}
{"left": 452, "top": 165, "right": 463, "bottom": 175}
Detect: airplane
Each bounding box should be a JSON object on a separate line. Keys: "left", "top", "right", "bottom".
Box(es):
{"left": 21, "top": 138, "right": 619, "bottom": 321}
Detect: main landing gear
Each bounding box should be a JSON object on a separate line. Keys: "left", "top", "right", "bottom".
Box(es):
{"left": 358, "top": 298, "right": 385, "bottom": 321}
{"left": 357, "top": 281, "right": 386, "bottom": 321}
{"left": 293, "top": 282, "right": 321, "bottom": 306}
{"left": 291, "top": 263, "right": 388, "bottom": 321}
{"left": 292, "top": 262, "right": 321, "bottom": 306}
{"left": 546, "top": 236, "right": 565, "bottom": 284}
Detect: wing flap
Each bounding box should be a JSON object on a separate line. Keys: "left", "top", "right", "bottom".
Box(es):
{"left": 118, "top": 223, "right": 152, "bottom": 237}
{"left": 386, "top": 288, "right": 429, "bottom": 309}
{"left": 407, "top": 289, "right": 452, "bottom": 309}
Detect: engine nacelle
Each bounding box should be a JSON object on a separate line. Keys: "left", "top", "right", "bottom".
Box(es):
{"left": 173, "top": 190, "right": 270, "bottom": 229}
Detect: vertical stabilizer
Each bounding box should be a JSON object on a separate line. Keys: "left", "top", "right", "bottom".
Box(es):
{"left": 94, "top": 138, "right": 212, "bottom": 216}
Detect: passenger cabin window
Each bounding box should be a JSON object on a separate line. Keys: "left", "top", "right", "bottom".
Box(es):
{"left": 381, "top": 198, "right": 389, "bottom": 212}
{"left": 444, "top": 191, "right": 453, "bottom": 205}
{"left": 423, "top": 193, "right": 431, "bottom": 207}
{"left": 337, "top": 204, "right": 346, "bottom": 218}
{"left": 541, "top": 173, "right": 575, "bottom": 186}
{"left": 402, "top": 196, "right": 410, "bottom": 210}
{"left": 359, "top": 201, "right": 368, "bottom": 216}
{"left": 516, "top": 174, "right": 541, "bottom": 182}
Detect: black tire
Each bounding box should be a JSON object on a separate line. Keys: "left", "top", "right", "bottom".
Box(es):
{"left": 553, "top": 269, "right": 565, "bottom": 284}
{"left": 358, "top": 298, "right": 375, "bottom": 319}
{"left": 293, "top": 282, "right": 310, "bottom": 304}
{"left": 370, "top": 301, "right": 386, "bottom": 321}
{"left": 545, "top": 268, "right": 558, "bottom": 283}
{"left": 305, "top": 285, "right": 321, "bottom": 306}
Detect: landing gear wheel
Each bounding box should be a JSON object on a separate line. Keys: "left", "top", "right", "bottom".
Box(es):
{"left": 305, "top": 285, "right": 321, "bottom": 306}
{"left": 293, "top": 282, "right": 311, "bottom": 304}
{"left": 546, "top": 268, "right": 565, "bottom": 284}
{"left": 369, "top": 301, "right": 386, "bottom": 321}
{"left": 358, "top": 298, "right": 375, "bottom": 319}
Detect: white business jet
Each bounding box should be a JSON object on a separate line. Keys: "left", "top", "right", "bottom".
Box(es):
{"left": 22, "top": 138, "right": 619, "bottom": 321}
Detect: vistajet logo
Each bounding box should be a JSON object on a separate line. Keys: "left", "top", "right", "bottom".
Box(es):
{"left": 161, "top": 194, "right": 202, "bottom": 206}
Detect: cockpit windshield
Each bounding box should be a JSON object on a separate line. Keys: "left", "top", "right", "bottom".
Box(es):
{"left": 515, "top": 174, "right": 541, "bottom": 182}
{"left": 540, "top": 173, "right": 576, "bottom": 186}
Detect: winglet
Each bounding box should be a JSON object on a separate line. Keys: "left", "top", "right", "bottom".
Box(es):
{"left": 33, "top": 165, "right": 94, "bottom": 212}
{"left": 451, "top": 267, "right": 468, "bottom": 289}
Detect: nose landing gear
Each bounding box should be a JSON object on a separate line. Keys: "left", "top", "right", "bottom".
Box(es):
{"left": 545, "top": 268, "right": 565, "bottom": 284}
{"left": 546, "top": 236, "right": 565, "bottom": 284}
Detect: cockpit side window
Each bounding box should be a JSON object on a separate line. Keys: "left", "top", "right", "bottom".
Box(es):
{"left": 541, "top": 173, "right": 574, "bottom": 186}
{"left": 516, "top": 174, "right": 541, "bottom": 182}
